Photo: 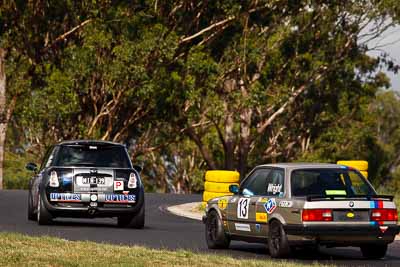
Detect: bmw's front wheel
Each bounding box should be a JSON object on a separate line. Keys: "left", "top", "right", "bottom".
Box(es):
{"left": 205, "top": 210, "right": 230, "bottom": 249}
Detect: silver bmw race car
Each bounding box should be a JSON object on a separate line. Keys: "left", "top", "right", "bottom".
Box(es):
{"left": 203, "top": 163, "right": 399, "bottom": 259}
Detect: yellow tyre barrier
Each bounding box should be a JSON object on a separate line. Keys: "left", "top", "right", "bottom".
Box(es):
{"left": 203, "top": 191, "right": 232, "bottom": 202}
{"left": 205, "top": 170, "right": 240, "bottom": 183}
{"left": 360, "top": 171, "right": 368, "bottom": 179}
{"left": 204, "top": 181, "right": 239, "bottom": 193}
{"left": 200, "top": 201, "right": 207, "bottom": 209}
{"left": 337, "top": 160, "right": 368, "bottom": 171}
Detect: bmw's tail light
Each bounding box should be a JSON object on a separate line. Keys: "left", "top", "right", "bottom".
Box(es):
{"left": 128, "top": 172, "right": 137, "bottom": 189}
{"left": 49, "top": 171, "right": 59, "bottom": 187}
{"left": 371, "top": 209, "right": 398, "bottom": 222}
{"left": 302, "top": 209, "right": 333, "bottom": 221}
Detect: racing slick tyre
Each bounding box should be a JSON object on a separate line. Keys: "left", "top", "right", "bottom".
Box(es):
{"left": 37, "top": 194, "right": 53, "bottom": 225}
{"left": 204, "top": 181, "right": 239, "bottom": 193}
{"left": 268, "top": 220, "right": 291, "bottom": 258}
{"left": 360, "top": 244, "right": 388, "bottom": 259}
{"left": 27, "top": 191, "right": 36, "bottom": 221}
{"left": 117, "top": 203, "right": 145, "bottom": 229}
{"left": 205, "top": 210, "right": 230, "bottom": 249}
{"left": 203, "top": 191, "right": 232, "bottom": 202}
{"left": 205, "top": 170, "right": 240, "bottom": 183}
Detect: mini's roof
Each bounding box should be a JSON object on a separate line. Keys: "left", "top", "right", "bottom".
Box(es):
{"left": 257, "top": 162, "right": 343, "bottom": 170}
{"left": 57, "top": 140, "right": 125, "bottom": 147}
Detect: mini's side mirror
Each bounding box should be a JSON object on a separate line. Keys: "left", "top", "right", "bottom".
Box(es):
{"left": 26, "top": 162, "right": 38, "bottom": 172}
{"left": 229, "top": 184, "right": 239, "bottom": 194}
{"left": 132, "top": 165, "right": 142, "bottom": 173}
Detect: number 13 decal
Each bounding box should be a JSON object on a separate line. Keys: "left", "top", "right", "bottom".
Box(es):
{"left": 237, "top": 198, "right": 250, "bottom": 219}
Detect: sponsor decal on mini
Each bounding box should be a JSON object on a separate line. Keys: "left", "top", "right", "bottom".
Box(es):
{"left": 264, "top": 198, "right": 277, "bottom": 214}
{"left": 218, "top": 198, "right": 228, "bottom": 210}
{"left": 256, "top": 212, "right": 268, "bottom": 222}
{"left": 234, "top": 223, "right": 251, "bottom": 232}
{"left": 278, "top": 200, "right": 293, "bottom": 208}
{"left": 114, "top": 180, "right": 124, "bottom": 191}
{"left": 50, "top": 193, "right": 81, "bottom": 202}
{"left": 105, "top": 194, "right": 135, "bottom": 203}
{"left": 267, "top": 183, "right": 282, "bottom": 194}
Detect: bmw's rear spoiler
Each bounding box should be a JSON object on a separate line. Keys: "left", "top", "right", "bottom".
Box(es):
{"left": 306, "top": 194, "right": 394, "bottom": 201}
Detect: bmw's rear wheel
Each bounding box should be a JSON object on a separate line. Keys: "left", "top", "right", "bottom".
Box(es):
{"left": 205, "top": 210, "right": 230, "bottom": 249}
{"left": 360, "top": 244, "right": 387, "bottom": 259}
{"left": 27, "top": 190, "right": 36, "bottom": 221}
{"left": 37, "top": 194, "right": 53, "bottom": 225}
{"left": 117, "top": 203, "right": 145, "bottom": 229}
{"left": 268, "top": 220, "right": 291, "bottom": 258}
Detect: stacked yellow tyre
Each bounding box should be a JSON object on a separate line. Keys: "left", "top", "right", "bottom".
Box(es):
{"left": 201, "top": 170, "right": 240, "bottom": 208}
{"left": 337, "top": 160, "right": 368, "bottom": 179}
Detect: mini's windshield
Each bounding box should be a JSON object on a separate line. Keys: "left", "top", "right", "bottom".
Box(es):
{"left": 291, "top": 168, "right": 375, "bottom": 197}
{"left": 54, "top": 145, "right": 131, "bottom": 168}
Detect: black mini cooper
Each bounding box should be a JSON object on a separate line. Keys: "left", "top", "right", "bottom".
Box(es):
{"left": 27, "top": 140, "right": 145, "bottom": 228}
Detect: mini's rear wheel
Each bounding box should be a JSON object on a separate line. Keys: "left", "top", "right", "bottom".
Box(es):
{"left": 117, "top": 203, "right": 145, "bottom": 229}
{"left": 37, "top": 194, "right": 53, "bottom": 225}
{"left": 205, "top": 210, "right": 230, "bottom": 249}
{"left": 360, "top": 244, "right": 387, "bottom": 259}
{"left": 27, "top": 191, "right": 36, "bottom": 221}
{"left": 268, "top": 220, "right": 291, "bottom": 258}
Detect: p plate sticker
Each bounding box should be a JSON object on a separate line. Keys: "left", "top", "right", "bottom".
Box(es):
{"left": 235, "top": 223, "right": 251, "bottom": 232}
{"left": 264, "top": 198, "right": 277, "bottom": 214}
{"left": 237, "top": 198, "right": 250, "bottom": 219}
{"left": 279, "top": 200, "right": 293, "bottom": 208}
{"left": 114, "top": 180, "right": 124, "bottom": 191}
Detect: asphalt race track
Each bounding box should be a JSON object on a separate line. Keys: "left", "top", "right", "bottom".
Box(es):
{"left": 0, "top": 190, "right": 399, "bottom": 266}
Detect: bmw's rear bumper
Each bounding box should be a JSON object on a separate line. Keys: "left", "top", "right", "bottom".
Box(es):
{"left": 284, "top": 224, "right": 399, "bottom": 245}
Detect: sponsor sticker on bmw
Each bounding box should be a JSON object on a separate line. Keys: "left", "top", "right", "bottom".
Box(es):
{"left": 264, "top": 198, "right": 277, "bottom": 214}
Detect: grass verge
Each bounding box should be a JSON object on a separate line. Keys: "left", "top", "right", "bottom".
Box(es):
{"left": 0, "top": 232, "right": 331, "bottom": 267}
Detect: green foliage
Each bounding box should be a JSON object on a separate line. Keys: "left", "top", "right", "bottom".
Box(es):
{"left": 3, "top": 152, "right": 35, "bottom": 190}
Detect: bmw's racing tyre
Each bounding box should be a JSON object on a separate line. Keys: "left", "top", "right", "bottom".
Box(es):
{"left": 27, "top": 191, "right": 36, "bottom": 221}
{"left": 360, "top": 244, "right": 387, "bottom": 259}
{"left": 117, "top": 203, "right": 145, "bottom": 229}
{"left": 337, "top": 160, "right": 368, "bottom": 171}
{"left": 268, "top": 220, "right": 291, "bottom": 258}
{"left": 203, "top": 191, "right": 232, "bottom": 202}
{"left": 205, "top": 210, "right": 230, "bottom": 249}
{"left": 205, "top": 170, "right": 240, "bottom": 183}
{"left": 37, "top": 194, "right": 53, "bottom": 225}
{"left": 204, "top": 181, "right": 239, "bottom": 193}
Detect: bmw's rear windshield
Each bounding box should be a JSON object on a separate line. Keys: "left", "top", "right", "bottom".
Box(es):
{"left": 54, "top": 145, "right": 131, "bottom": 168}
{"left": 291, "top": 168, "right": 376, "bottom": 197}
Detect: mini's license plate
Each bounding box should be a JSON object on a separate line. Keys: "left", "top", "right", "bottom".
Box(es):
{"left": 82, "top": 177, "right": 105, "bottom": 185}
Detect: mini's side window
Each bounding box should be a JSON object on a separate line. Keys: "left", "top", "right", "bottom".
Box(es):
{"left": 40, "top": 146, "right": 54, "bottom": 170}
{"left": 265, "top": 169, "right": 285, "bottom": 196}
{"left": 241, "top": 168, "right": 271, "bottom": 196}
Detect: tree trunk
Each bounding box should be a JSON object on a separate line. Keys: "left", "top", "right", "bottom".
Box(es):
{"left": 0, "top": 48, "right": 7, "bottom": 190}
{"left": 224, "top": 104, "right": 235, "bottom": 170}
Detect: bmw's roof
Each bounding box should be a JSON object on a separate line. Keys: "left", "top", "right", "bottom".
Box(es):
{"left": 57, "top": 140, "right": 125, "bottom": 147}
{"left": 256, "top": 162, "right": 344, "bottom": 169}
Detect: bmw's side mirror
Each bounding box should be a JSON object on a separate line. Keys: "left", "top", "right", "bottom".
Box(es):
{"left": 26, "top": 162, "right": 38, "bottom": 172}
{"left": 229, "top": 184, "right": 239, "bottom": 194}
{"left": 132, "top": 165, "right": 142, "bottom": 173}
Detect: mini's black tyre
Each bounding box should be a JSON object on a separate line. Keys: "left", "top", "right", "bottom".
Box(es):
{"left": 268, "top": 220, "right": 291, "bottom": 258}
{"left": 117, "top": 203, "right": 145, "bottom": 229}
{"left": 205, "top": 210, "right": 230, "bottom": 249}
{"left": 37, "top": 194, "right": 53, "bottom": 225}
{"left": 27, "top": 191, "right": 36, "bottom": 221}
{"left": 360, "top": 244, "right": 388, "bottom": 259}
